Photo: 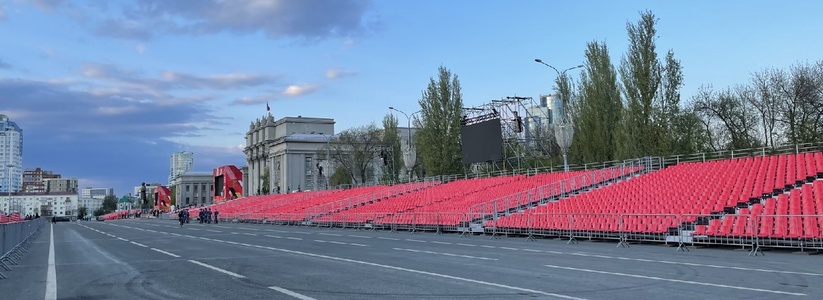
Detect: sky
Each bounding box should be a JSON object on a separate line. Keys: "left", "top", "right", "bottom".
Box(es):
{"left": 1, "top": 0, "right": 822, "bottom": 196}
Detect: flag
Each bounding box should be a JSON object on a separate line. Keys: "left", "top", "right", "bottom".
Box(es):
{"left": 266, "top": 101, "right": 270, "bottom": 112}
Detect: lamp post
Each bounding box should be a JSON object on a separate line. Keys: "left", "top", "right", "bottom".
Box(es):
{"left": 389, "top": 107, "right": 422, "bottom": 181}
{"left": 534, "top": 59, "right": 584, "bottom": 172}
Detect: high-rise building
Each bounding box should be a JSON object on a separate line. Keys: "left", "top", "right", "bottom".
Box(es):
{"left": 45, "top": 178, "right": 79, "bottom": 194}
{"left": 0, "top": 114, "right": 23, "bottom": 194}
{"left": 22, "top": 168, "right": 61, "bottom": 193}
{"left": 169, "top": 151, "right": 194, "bottom": 185}
{"left": 81, "top": 187, "right": 114, "bottom": 200}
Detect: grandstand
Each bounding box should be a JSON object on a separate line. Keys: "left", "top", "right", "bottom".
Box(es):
{"left": 168, "top": 150, "right": 823, "bottom": 251}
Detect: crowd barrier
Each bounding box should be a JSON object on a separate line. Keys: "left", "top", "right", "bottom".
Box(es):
{"left": 0, "top": 218, "right": 46, "bottom": 279}
{"left": 215, "top": 212, "right": 823, "bottom": 253}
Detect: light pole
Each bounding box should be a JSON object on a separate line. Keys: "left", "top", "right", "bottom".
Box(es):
{"left": 389, "top": 107, "right": 422, "bottom": 181}
{"left": 534, "top": 58, "right": 584, "bottom": 172}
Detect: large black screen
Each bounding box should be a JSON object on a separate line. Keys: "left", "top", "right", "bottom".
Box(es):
{"left": 460, "top": 118, "right": 503, "bottom": 164}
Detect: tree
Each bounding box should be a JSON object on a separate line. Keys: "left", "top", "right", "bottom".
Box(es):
{"left": 381, "top": 113, "right": 402, "bottom": 182}
{"left": 416, "top": 66, "right": 464, "bottom": 176}
{"left": 261, "top": 167, "right": 270, "bottom": 195}
{"left": 93, "top": 208, "right": 105, "bottom": 217}
{"left": 569, "top": 41, "right": 623, "bottom": 163}
{"left": 326, "top": 124, "right": 383, "bottom": 184}
{"left": 329, "top": 166, "right": 352, "bottom": 187}
{"left": 77, "top": 206, "right": 88, "bottom": 219}
{"left": 169, "top": 186, "right": 177, "bottom": 207}
{"left": 102, "top": 195, "right": 118, "bottom": 213}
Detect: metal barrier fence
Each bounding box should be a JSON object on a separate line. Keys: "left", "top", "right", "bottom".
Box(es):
{"left": 1, "top": 218, "right": 46, "bottom": 279}
{"left": 217, "top": 211, "right": 823, "bottom": 253}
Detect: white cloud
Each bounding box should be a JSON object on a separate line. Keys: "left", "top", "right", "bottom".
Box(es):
{"left": 283, "top": 83, "right": 321, "bottom": 97}
{"left": 95, "top": 105, "right": 139, "bottom": 116}
{"left": 326, "top": 68, "right": 357, "bottom": 79}
{"left": 136, "top": 43, "right": 146, "bottom": 54}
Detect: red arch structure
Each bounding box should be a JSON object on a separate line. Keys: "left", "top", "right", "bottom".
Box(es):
{"left": 214, "top": 165, "right": 243, "bottom": 203}
{"left": 154, "top": 186, "right": 172, "bottom": 211}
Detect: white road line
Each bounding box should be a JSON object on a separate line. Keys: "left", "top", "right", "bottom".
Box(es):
{"left": 231, "top": 232, "right": 240, "bottom": 234}
{"left": 318, "top": 233, "right": 342, "bottom": 236}
{"left": 405, "top": 239, "right": 427, "bottom": 243}
{"left": 45, "top": 224, "right": 56, "bottom": 300}
{"left": 523, "top": 249, "right": 543, "bottom": 253}
{"left": 188, "top": 228, "right": 201, "bottom": 231}
{"left": 349, "top": 243, "right": 368, "bottom": 247}
{"left": 328, "top": 241, "right": 347, "bottom": 245}
{"left": 394, "top": 248, "right": 498, "bottom": 261}
{"left": 456, "top": 243, "right": 476, "bottom": 247}
{"left": 265, "top": 235, "right": 283, "bottom": 239}
{"left": 286, "top": 237, "right": 303, "bottom": 241}
{"left": 241, "top": 233, "right": 257, "bottom": 236}
{"left": 564, "top": 252, "right": 823, "bottom": 277}
{"left": 543, "top": 264, "right": 805, "bottom": 296}
{"left": 117, "top": 237, "right": 129, "bottom": 242}
{"left": 130, "top": 241, "right": 148, "bottom": 248}
{"left": 244, "top": 228, "right": 260, "bottom": 231}
{"left": 314, "top": 240, "right": 326, "bottom": 243}
{"left": 269, "top": 286, "right": 317, "bottom": 300}
{"left": 150, "top": 248, "right": 181, "bottom": 258}
{"left": 500, "top": 247, "right": 519, "bottom": 251}
{"left": 106, "top": 234, "right": 115, "bottom": 237}
{"left": 481, "top": 245, "right": 496, "bottom": 249}
{"left": 189, "top": 260, "right": 246, "bottom": 279}
{"left": 377, "top": 237, "right": 399, "bottom": 241}
{"left": 430, "top": 241, "right": 452, "bottom": 245}
{"left": 206, "top": 230, "right": 222, "bottom": 233}
{"left": 348, "top": 235, "right": 372, "bottom": 239}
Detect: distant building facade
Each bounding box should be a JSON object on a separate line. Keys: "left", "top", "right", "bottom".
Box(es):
{"left": 169, "top": 151, "right": 194, "bottom": 185}
{"left": 81, "top": 187, "right": 114, "bottom": 200}
{"left": 22, "top": 168, "right": 60, "bottom": 193}
{"left": 0, "top": 192, "right": 78, "bottom": 217}
{"left": 45, "top": 178, "right": 78, "bottom": 194}
{"left": 77, "top": 197, "right": 103, "bottom": 214}
{"left": 244, "top": 115, "right": 335, "bottom": 195}
{"left": 0, "top": 114, "right": 23, "bottom": 193}
{"left": 172, "top": 172, "right": 214, "bottom": 207}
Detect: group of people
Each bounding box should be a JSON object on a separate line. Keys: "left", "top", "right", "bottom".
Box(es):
{"left": 198, "top": 208, "right": 218, "bottom": 224}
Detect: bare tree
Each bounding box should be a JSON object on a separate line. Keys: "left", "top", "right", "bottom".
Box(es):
{"left": 326, "top": 124, "right": 383, "bottom": 184}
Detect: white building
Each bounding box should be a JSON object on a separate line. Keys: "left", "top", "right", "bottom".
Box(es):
{"left": 0, "top": 192, "right": 78, "bottom": 217}
{"left": 77, "top": 197, "right": 103, "bottom": 214}
{"left": 0, "top": 114, "right": 23, "bottom": 193}
{"left": 169, "top": 151, "right": 194, "bottom": 185}
{"left": 81, "top": 187, "right": 114, "bottom": 200}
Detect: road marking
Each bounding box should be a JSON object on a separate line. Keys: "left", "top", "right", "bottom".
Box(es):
{"left": 150, "top": 248, "right": 180, "bottom": 258}
{"left": 130, "top": 241, "right": 148, "bottom": 247}
{"left": 481, "top": 245, "right": 496, "bottom": 248}
{"left": 405, "top": 239, "right": 427, "bottom": 243}
{"left": 318, "top": 233, "right": 342, "bottom": 236}
{"left": 523, "top": 249, "right": 543, "bottom": 252}
{"left": 106, "top": 234, "right": 115, "bottom": 237}
{"left": 500, "top": 247, "right": 519, "bottom": 251}
{"left": 328, "top": 241, "right": 347, "bottom": 245}
{"left": 117, "top": 237, "right": 129, "bottom": 242}
{"left": 45, "top": 223, "right": 56, "bottom": 300}
{"left": 348, "top": 235, "right": 372, "bottom": 239}
{"left": 188, "top": 228, "right": 201, "bottom": 231}
{"left": 269, "top": 286, "right": 317, "bottom": 300}
{"left": 286, "top": 237, "right": 303, "bottom": 241}
{"left": 189, "top": 260, "right": 246, "bottom": 279}
{"left": 241, "top": 233, "right": 257, "bottom": 236}
{"left": 349, "top": 243, "right": 368, "bottom": 247}
{"left": 430, "top": 241, "right": 452, "bottom": 245}
{"left": 543, "top": 264, "right": 805, "bottom": 296}
{"left": 377, "top": 237, "right": 399, "bottom": 241}
{"left": 563, "top": 252, "right": 823, "bottom": 277}
{"left": 106, "top": 224, "right": 582, "bottom": 300}
{"left": 394, "top": 248, "right": 498, "bottom": 261}
{"left": 207, "top": 230, "right": 222, "bottom": 233}
{"left": 265, "top": 235, "right": 283, "bottom": 239}
{"left": 456, "top": 243, "right": 476, "bottom": 247}
{"left": 231, "top": 232, "right": 240, "bottom": 235}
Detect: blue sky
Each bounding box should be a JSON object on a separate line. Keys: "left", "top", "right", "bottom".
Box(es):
{"left": 1, "top": 0, "right": 821, "bottom": 196}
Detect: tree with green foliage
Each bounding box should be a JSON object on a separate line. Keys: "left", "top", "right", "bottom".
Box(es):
{"left": 169, "top": 186, "right": 177, "bottom": 207}
{"left": 381, "top": 113, "right": 402, "bottom": 182}
{"left": 326, "top": 124, "right": 383, "bottom": 184}
{"left": 102, "top": 195, "right": 118, "bottom": 213}
{"left": 415, "top": 66, "right": 464, "bottom": 176}
{"left": 329, "top": 166, "right": 353, "bottom": 187}
{"left": 93, "top": 207, "right": 105, "bottom": 217}
{"left": 77, "top": 206, "right": 88, "bottom": 219}
{"left": 261, "top": 167, "right": 270, "bottom": 195}
{"left": 569, "top": 41, "right": 623, "bottom": 163}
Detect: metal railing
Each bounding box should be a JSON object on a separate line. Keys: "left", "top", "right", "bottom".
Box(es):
{"left": 1, "top": 218, "right": 46, "bottom": 279}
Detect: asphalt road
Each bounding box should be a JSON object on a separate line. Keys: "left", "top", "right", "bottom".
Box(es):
{"left": 2, "top": 218, "right": 821, "bottom": 299}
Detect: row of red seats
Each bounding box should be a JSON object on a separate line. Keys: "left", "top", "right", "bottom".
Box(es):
{"left": 0, "top": 212, "right": 23, "bottom": 224}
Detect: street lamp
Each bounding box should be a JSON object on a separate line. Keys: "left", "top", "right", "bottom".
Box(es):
{"left": 388, "top": 107, "right": 422, "bottom": 181}
{"left": 534, "top": 59, "right": 584, "bottom": 172}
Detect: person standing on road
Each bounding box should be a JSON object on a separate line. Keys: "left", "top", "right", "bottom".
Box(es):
{"left": 214, "top": 210, "right": 219, "bottom": 224}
